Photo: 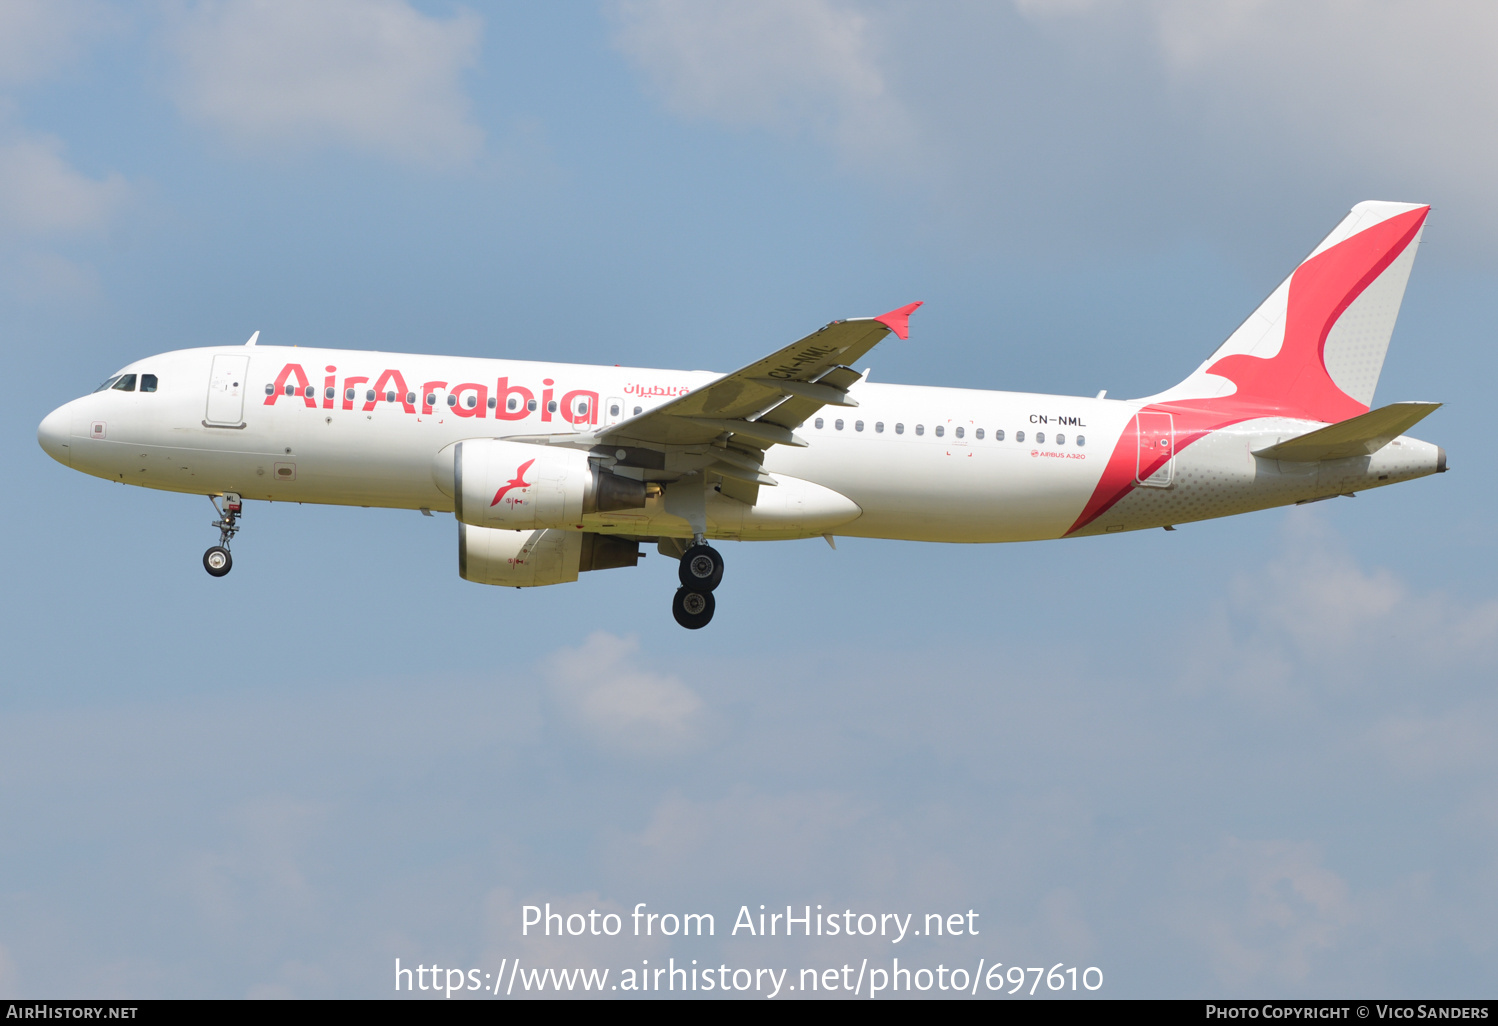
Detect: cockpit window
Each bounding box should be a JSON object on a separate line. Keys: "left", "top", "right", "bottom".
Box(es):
{"left": 94, "top": 375, "right": 122, "bottom": 393}
{"left": 111, "top": 374, "right": 137, "bottom": 392}
{"left": 140, "top": 374, "right": 158, "bottom": 393}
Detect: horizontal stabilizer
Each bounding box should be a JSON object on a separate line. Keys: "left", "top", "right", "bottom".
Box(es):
{"left": 1252, "top": 402, "right": 1441, "bottom": 462}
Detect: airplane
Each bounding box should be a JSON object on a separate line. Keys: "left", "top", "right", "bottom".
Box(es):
{"left": 37, "top": 201, "right": 1445, "bottom": 629}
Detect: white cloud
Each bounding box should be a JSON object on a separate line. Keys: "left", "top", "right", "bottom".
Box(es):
{"left": 167, "top": 0, "right": 483, "bottom": 167}
{"left": 1010, "top": 0, "right": 1498, "bottom": 241}
{"left": 611, "top": 0, "right": 914, "bottom": 167}
{"left": 613, "top": 1, "right": 1498, "bottom": 254}
{"left": 1150, "top": 1, "right": 1498, "bottom": 193}
{"left": 543, "top": 632, "right": 705, "bottom": 755}
{"left": 0, "top": 134, "right": 127, "bottom": 234}
{"left": 1179, "top": 510, "right": 1498, "bottom": 708}
{"left": 480, "top": 887, "right": 655, "bottom": 975}
{"left": 0, "top": 0, "right": 112, "bottom": 85}
{"left": 1177, "top": 837, "right": 1354, "bottom": 991}
{"left": 184, "top": 796, "right": 328, "bottom": 933}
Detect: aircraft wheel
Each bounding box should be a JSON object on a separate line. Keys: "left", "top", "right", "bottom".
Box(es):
{"left": 678, "top": 544, "right": 724, "bottom": 592}
{"left": 672, "top": 587, "right": 715, "bottom": 630}
{"left": 203, "top": 546, "right": 233, "bottom": 577}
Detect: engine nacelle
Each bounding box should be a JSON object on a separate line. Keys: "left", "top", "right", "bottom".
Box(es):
{"left": 459, "top": 525, "right": 642, "bottom": 587}
{"left": 436, "top": 438, "right": 648, "bottom": 530}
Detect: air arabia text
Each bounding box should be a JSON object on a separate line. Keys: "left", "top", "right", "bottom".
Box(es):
{"left": 260, "top": 362, "right": 685, "bottom": 426}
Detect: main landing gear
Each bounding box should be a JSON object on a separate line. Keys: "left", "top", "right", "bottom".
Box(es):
{"left": 204, "top": 493, "right": 242, "bottom": 578}
{"left": 672, "top": 539, "right": 723, "bottom": 630}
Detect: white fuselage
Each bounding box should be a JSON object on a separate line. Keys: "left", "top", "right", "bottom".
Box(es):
{"left": 38, "top": 345, "right": 1444, "bottom": 544}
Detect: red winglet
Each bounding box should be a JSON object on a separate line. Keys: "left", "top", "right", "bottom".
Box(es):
{"left": 873, "top": 301, "right": 922, "bottom": 340}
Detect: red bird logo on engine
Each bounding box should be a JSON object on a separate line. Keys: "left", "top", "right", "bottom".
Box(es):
{"left": 491, "top": 459, "right": 535, "bottom": 507}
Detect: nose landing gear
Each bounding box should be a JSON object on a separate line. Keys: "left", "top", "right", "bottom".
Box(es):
{"left": 204, "top": 493, "right": 242, "bottom": 578}
{"left": 671, "top": 538, "right": 723, "bottom": 629}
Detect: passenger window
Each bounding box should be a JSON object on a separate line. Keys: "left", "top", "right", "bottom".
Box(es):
{"left": 304, "top": 385, "right": 315, "bottom": 398}
{"left": 366, "top": 390, "right": 376, "bottom": 402}
{"left": 955, "top": 426, "right": 964, "bottom": 439}
{"left": 815, "top": 417, "right": 824, "bottom": 429}
{"left": 96, "top": 375, "right": 122, "bottom": 393}
{"left": 426, "top": 393, "right": 436, "bottom": 406}
{"left": 855, "top": 420, "right": 864, "bottom": 432}
{"left": 996, "top": 429, "right": 1005, "bottom": 441}
{"left": 633, "top": 405, "right": 641, "bottom": 415}
{"left": 875, "top": 421, "right": 884, "bottom": 433}
{"left": 408, "top": 392, "right": 418, "bottom": 405}
{"left": 895, "top": 423, "right": 904, "bottom": 434}
{"left": 976, "top": 428, "right": 984, "bottom": 439}
{"left": 1077, "top": 435, "right": 1085, "bottom": 447}
{"left": 510, "top": 398, "right": 520, "bottom": 411}
{"left": 386, "top": 390, "right": 397, "bottom": 403}
{"left": 610, "top": 404, "right": 620, "bottom": 417}
{"left": 345, "top": 388, "right": 356, "bottom": 401}
{"left": 285, "top": 383, "right": 296, "bottom": 396}
{"left": 577, "top": 401, "right": 589, "bottom": 418}
{"left": 934, "top": 425, "right": 944, "bottom": 437}
{"left": 487, "top": 396, "right": 497, "bottom": 409}
{"left": 264, "top": 383, "right": 274, "bottom": 395}
{"left": 547, "top": 400, "right": 557, "bottom": 413}
{"left": 915, "top": 424, "right": 924, "bottom": 436}
{"left": 529, "top": 400, "right": 539, "bottom": 412}
{"left": 1016, "top": 430, "right": 1025, "bottom": 442}
{"left": 112, "top": 374, "right": 137, "bottom": 392}
{"left": 141, "top": 374, "right": 158, "bottom": 393}
{"left": 1036, "top": 432, "right": 1045, "bottom": 443}
{"left": 1056, "top": 433, "right": 1065, "bottom": 445}
{"left": 835, "top": 419, "right": 844, "bottom": 431}
{"left": 466, "top": 395, "right": 477, "bottom": 408}
{"left": 325, "top": 386, "right": 336, "bottom": 400}
{"left": 446, "top": 394, "right": 457, "bottom": 407}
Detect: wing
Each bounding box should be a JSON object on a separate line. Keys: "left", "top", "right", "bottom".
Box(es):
{"left": 603, "top": 302, "right": 920, "bottom": 448}
{"left": 503, "top": 302, "right": 920, "bottom": 506}
{"left": 602, "top": 303, "right": 920, "bottom": 502}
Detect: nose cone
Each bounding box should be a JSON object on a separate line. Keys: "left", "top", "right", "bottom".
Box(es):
{"left": 38, "top": 405, "right": 72, "bottom": 466}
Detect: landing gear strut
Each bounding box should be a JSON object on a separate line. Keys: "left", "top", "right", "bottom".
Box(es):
{"left": 204, "top": 493, "right": 242, "bottom": 578}
{"left": 672, "top": 538, "right": 722, "bottom": 629}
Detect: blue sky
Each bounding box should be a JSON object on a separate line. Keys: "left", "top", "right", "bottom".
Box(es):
{"left": 2, "top": 0, "right": 1496, "bottom": 999}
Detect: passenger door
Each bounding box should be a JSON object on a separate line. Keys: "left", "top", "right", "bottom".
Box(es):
{"left": 1135, "top": 411, "right": 1174, "bottom": 487}
{"left": 205, "top": 354, "right": 250, "bottom": 426}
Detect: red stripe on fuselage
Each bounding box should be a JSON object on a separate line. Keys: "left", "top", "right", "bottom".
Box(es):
{"left": 1064, "top": 412, "right": 1227, "bottom": 535}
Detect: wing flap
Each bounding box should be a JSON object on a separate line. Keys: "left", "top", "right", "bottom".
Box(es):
{"left": 716, "top": 475, "right": 760, "bottom": 506}
{"left": 1252, "top": 401, "right": 1442, "bottom": 461}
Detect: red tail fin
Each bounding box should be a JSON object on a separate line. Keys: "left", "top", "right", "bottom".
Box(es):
{"left": 1148, "top": 202, "right": 1429, "bottom": 422}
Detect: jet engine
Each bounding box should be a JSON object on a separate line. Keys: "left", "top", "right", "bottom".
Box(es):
{"left": 436, "top": 438, "right": 648, "bottom": 530}
{"left": 459, "top": 525, "right": 642, "bottom": 587}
